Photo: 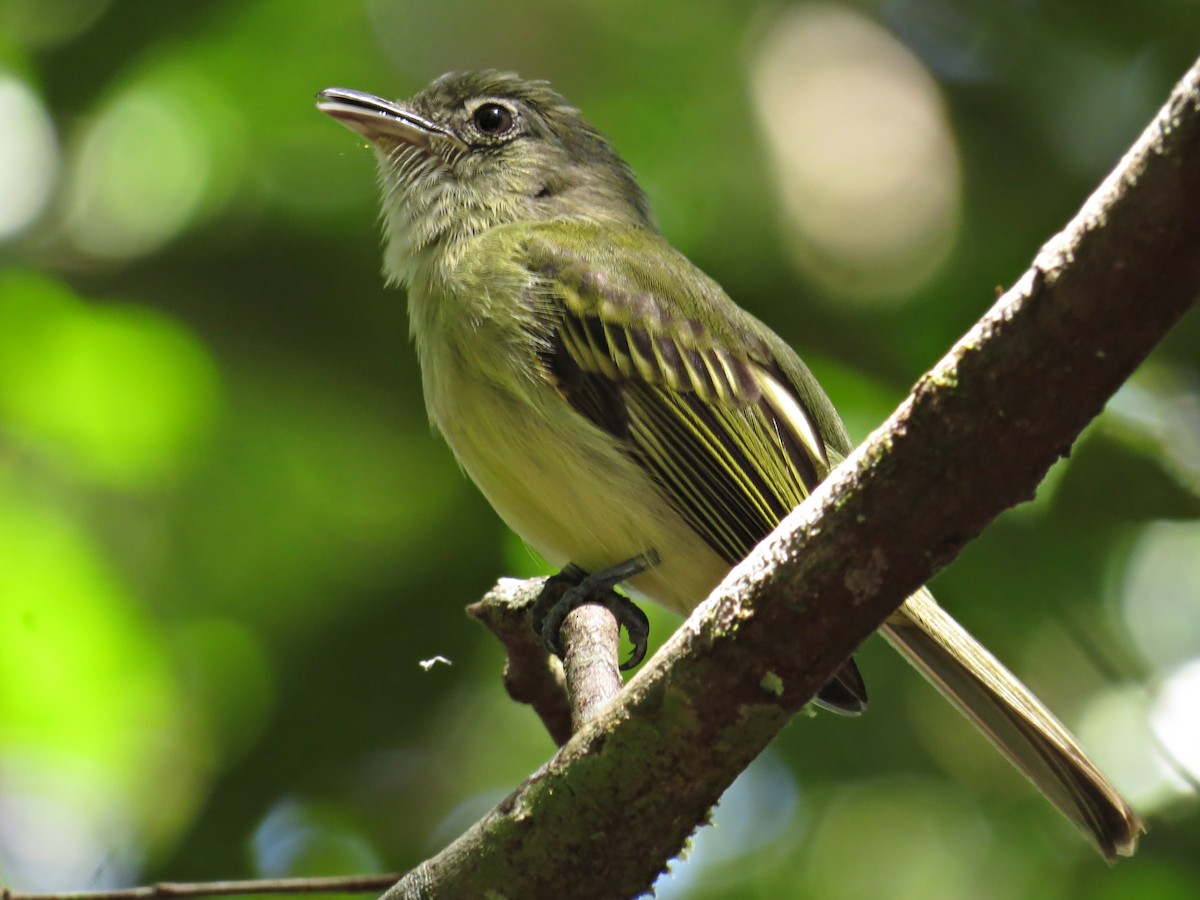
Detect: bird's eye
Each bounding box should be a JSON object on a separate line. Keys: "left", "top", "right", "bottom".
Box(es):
{"left": 472, "top": 102, "right": 515, "bottom": 137}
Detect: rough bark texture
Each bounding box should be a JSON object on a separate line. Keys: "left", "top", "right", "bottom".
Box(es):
{"left": 560, "top": 604, "right": 625, "bottom": 732}
{"left": 384, "top": 57, "right": 1200, "bottom": 900}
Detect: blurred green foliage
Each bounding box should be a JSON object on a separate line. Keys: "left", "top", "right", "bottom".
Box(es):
{"left": 0, "top": 1, "right": 1198, "bottom": 897}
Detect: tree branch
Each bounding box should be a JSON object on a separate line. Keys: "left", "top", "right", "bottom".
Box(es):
{"left": 559, "top": 604, "right": 625, "bottom": 732}
{"left": 378, "top": 55, "right": 1200, "bottom": 900}
{"left": 0, "top": 876, "right": 399, "bottom": 900}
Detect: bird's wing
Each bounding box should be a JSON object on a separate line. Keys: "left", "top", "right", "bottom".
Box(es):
{"left": 523, "top": 226, "right": 831, "bottom": 565}
{"left": 521, "top": 225, "right": 866, "bottom": 713}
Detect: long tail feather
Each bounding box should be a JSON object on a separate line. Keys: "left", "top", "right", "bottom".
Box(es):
{"left": 880, "top": 588, "right": 1143, "bottom": 859}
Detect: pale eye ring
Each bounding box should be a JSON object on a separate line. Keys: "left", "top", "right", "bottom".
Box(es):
{"left": 472, "top": 102, "right": 514, "bottom": 137}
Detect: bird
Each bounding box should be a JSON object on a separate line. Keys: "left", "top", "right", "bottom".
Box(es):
{"left": 316, "top": 70, "right": 1142, "bottom": 859}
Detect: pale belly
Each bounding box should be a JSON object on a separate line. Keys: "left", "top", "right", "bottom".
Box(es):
{"left": 429, "top": 369, "right": 730, "bottom": 616}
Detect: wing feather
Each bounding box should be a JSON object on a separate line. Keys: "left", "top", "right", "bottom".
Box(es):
{"left": 529, "top": 239, "right": 832, "bottom": 566}
{"left": 525, "top": 231, "right": 864, "bottom": 712}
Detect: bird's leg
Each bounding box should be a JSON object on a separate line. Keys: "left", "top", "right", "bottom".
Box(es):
{"left": 534, "top": 551, "right": 659, "bottom": 670}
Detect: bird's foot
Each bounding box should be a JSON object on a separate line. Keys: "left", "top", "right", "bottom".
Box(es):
{"left": 534, "top": 551, "right": 659, "bottom": 670}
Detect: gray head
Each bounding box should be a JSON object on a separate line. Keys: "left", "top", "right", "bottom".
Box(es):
{"left": 318, "top": 71, "right": 654, "bottom": 276}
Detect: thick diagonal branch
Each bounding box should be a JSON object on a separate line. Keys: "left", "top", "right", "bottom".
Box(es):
{"left": 385, "top": 56, "right": 1200, "bottom": 900}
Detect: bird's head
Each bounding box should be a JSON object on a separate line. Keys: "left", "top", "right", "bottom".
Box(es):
{"left": 318, "top": 71, "right": 653, "bottom": 280}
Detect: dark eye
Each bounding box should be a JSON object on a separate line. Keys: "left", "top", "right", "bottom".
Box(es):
{"left": 473, "top": 102, "right": 514, "bottom": 136}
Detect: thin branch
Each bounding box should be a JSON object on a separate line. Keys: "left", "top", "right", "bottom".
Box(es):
{"left": 560, "top": 604, "right": 624, "bottom": 731}
{"left": 379, "top": 54, "right": 1200, "bottom": 900}
{"left": 0, "top": 876, "right": 399, "bottom": 900}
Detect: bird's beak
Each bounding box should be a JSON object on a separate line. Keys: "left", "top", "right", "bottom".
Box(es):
{"left": 316, "top": 87, "right": 468, "bottom": 154}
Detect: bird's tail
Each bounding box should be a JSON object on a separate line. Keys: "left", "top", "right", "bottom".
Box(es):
{"left": 879, "top": 588, "right": 1143, "bottom": 859}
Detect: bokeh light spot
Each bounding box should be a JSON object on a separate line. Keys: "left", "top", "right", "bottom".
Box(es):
{"left": 750, "top": 5, "right": 961, "bottom": 305}
{"left": 0, "top": 75, "right": 58, "bottom": 240}
{"left": 1151, "top": 659, "right": 1200, "bottom": 792}
{"left": 1106, "top": 368, "right": 1200, "bottom": 497}
{"left": 63, "top": 63, "right": 244, "bottom": 259}
{"left": 0, "top": 490, "right": 197, "bottom": 887}
{"left": 1120, "top": 520, "right": 1200, "bottom": 672}
{"left": 0, "top": 271, "right": 221, "bottom": 487}
{"left": 1077, "top": 684, "right": 1181, "bottom": 814}
{"left": 252, "top": 799, "right": 383, "bottom": 877}
{"left": 0, "top": 758, "right": 138, "bottom": 891}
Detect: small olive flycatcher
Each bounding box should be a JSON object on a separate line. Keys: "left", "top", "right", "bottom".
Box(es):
{"left": 317, "top": 71, "right": 1141, "bottom": 859}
